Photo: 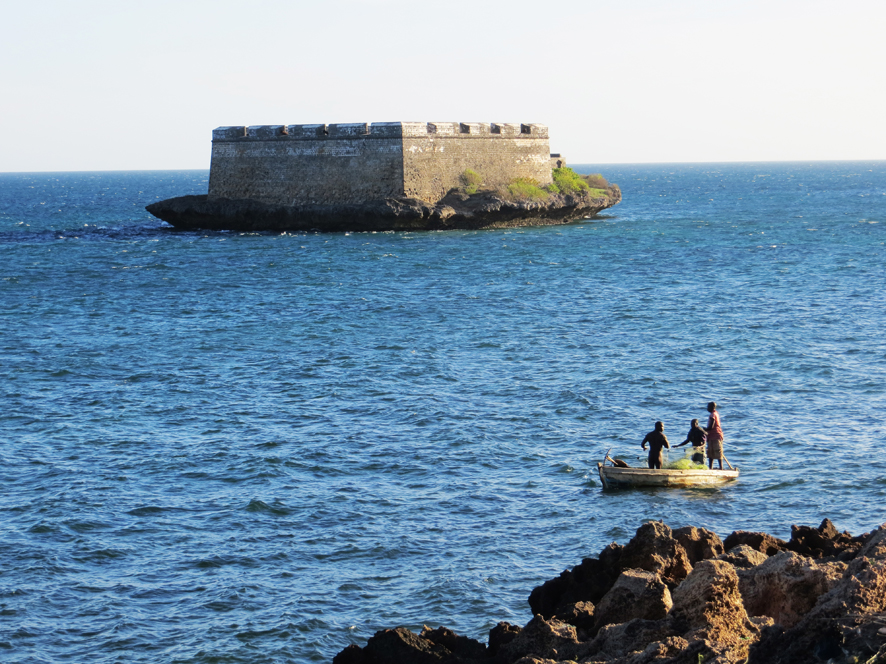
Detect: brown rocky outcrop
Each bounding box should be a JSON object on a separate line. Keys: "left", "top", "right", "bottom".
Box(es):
{"left": 669, "top": 559, "right": 760, "bottom": 659}
{"left": 488, "top": 622, "right": 522, "bottom": 658}
{"left": 673, "top": 526, "right": 725, "bottom": 566}
{"left": 593, "top": 569, "right": 673, "bottom": 633}
{"left": 335, "top": 521, "right": 886, "bottom": 664}
{"left": 553, "top": 601, "right": 595, "bottom": 635}
{"left": 421, "top": 626, "right": 489, "bottom": 661}
{"left": 785, "top": 518, "right": 866, "bottom": 560}
{"left": 717, "top": 544, "right": 769, "bottom": 569}
{"left": 146, "top": 186, "right": 622, "bottom": 233}
{"left": 584, "top": 618, "right": 678, "bottom": 661}
{"left": 527, "top": 546, "right": 622, "bottom": 619}
{"left": 527, "top": 522, "right": 692, "bottom": 621}
{"left": 494, "top": 615, "right": 581, "bottom": 664}
{"left": 749, "top": 526, "right": 886, "bottom": 662}
{"left": 618, "top": 522, "right": 694, "bottom": 589}
{"left": 737, "top": 551, "right": 846, "bottom": 628}
{"left": 332, "top": 626, "right": 472, "bottom": 664}
{"left": 722, "top": 530, "right": 789, "bottom": 556}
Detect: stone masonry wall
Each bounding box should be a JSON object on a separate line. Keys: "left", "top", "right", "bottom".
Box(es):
{"left": 401, "top": 122, "right": 552, "bottom": 203}
{"left": 208, "top": 122, "right": 552, "bottom": 206}
{"left": 208, "top": 123, "right": 405, "bottom": 206}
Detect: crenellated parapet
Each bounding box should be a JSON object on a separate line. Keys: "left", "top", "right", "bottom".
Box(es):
{"left": 211, "top": 122, "right": 549, "bottom": 142}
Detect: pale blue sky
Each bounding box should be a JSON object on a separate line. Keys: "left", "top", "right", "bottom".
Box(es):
{"left": 1, "top": 0, "right": 884, "bottom": 171}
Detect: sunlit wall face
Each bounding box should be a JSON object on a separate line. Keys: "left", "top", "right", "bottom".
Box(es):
{"left": 1, "top": 0, "right": 884, "bottom": 172}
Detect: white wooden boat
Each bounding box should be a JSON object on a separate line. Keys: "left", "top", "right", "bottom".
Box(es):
{"left": 597, "top": 450, "right": 739, "bottom": 489}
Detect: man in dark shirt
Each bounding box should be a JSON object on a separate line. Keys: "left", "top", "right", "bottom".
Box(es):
{"left": 674, "top": 418, "right": 707, "bottom": 464}
{"left": 641, "top": 421, "right": 670, "bottom": 469}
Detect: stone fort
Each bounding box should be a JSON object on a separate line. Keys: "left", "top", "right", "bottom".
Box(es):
{"left": 208, "top": 122, "right": 559, "bottom": 207}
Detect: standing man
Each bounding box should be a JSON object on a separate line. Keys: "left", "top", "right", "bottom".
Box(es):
{"left": 704, "top": 402, "right": 724, "bottom": 470}
{"left": 641, "top": 421, "right": 670, "bottom": 470}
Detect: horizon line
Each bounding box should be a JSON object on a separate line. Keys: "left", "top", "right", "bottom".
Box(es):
{"left": 2, "top": 158, "right": 885, "bottom": 176}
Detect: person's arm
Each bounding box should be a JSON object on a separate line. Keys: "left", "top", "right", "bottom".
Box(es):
{"left": 641, "top": 433, "right": 649, "bottom": 450}
{"left": 674, "top": 436, "right": 691, "bottom": 448}
{"left": 663, "top": 435, "right": 671, "bottom": 449}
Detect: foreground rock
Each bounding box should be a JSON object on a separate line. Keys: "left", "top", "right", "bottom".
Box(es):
{"left": 145, "top": 186, "right": 622, "bottom": 233}
{"left": 334, "top": 519, "right": 886, "bottom": 664}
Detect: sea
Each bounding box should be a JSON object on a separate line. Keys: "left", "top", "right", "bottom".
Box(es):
{"left": 1, "top": 162, "right": 884, "bottom": 663}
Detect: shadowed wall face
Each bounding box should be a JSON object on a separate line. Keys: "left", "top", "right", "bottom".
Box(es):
{"left": 207, "top": 122, "right": 552, "bottom": 206}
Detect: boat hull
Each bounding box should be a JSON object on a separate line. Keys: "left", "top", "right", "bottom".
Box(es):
{"left": 597, "top": 463, "right": 739, "bottom": 489}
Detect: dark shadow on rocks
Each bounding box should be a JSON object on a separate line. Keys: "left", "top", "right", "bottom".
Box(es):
{"left": 146, "top": 185, "right": 622, "bottom": 234}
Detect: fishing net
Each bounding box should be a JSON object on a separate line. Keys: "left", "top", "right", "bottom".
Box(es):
{"left": 664, "top": 447, "right": 707, "bottom": 470}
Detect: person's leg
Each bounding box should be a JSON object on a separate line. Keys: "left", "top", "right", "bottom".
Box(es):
{"left": 708, "top": 458, "right": 713, "bottom": 469}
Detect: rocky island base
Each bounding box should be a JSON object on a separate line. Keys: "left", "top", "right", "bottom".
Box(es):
{"left": 146, "top": 185, "right": 622, "bottom": 233}
{"left": 334, "top": 520, "right": 886, "bottom": 664}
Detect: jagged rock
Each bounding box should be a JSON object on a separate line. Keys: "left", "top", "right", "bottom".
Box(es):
{"left": 488, "top": 622, "right": 522, "bottom": 657}
{"left": 332, "top": 644, "right": 365, "bottom": 664}
{"left": 583, "top": 619, "right": 677, "bottom": 661}
{"left": 420, "top": 626, "right": 487, "bottom": 660}
{"left": 618, "top": 522, "right": 693, "bottom": 588}
{"left": 749, "top": 525, "right": 886, "bottom": 663}
{"left": 723, "top": 530, "right": 789, "bottom": 556}
{"left": 146, "top": 186, "right": 622, "bottom": 233}
{"left": 717, "top": 544, "right": 769, "bottom": 569}
{"left": 673, "top": 526, "right": 725, "bottom": 565}
{"left": 358, "top": 627, "right": 454, "bottom": 663}
{"left": 622, "top": 636, "right": 691, "bottom": 664}
{"left": 528, "top": 523, "right": 691, "bottom": 620}
{"left": 787, "top": 518, "right": 864, "bottom": 560}
{"left": 855, "top": 523, "right": 886, "bottom": 561}
{"left": 593, "top": 570, "right": 673, "bottom": 633}
{"left": 669, "top": 560, "right": 758, "bottom": 655}
{"left": 528, "top": 549, "right": 621, "bottom": 618}
{"left": 334, "top": 521, "right": 886, "bottom": 664}
{"left": 737, "top": 551, "right": 846, "bottom": 628}
{"left": 553, "top": 601, "right": 595, "bottom": 633}
{"left": 527, "top": 523, "right": 696, "bottom": 623}
{"left": 495, "top": 615, "right": 580, "bottom": 664}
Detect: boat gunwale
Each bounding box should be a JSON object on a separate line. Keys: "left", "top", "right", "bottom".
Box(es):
{"left": 596, "top": 455, "right": 740, "bottom": 490}
{"left": 599, "top": 466, "right": 739, "bottom": 478}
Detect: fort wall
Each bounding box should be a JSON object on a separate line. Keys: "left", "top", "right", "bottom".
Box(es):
{"left": 207, "top": 122, "right": 552, "bottom": 206}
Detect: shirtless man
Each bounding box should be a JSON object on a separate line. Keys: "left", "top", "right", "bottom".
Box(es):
{"left": 641, "top": 421, "right": 670, "bottom": 470}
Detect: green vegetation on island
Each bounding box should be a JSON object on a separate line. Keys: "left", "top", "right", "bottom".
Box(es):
{"left": 458, "top": 167, "right": 612, "bottom": 203}
{"left": 459, "top": 169, "right": 483, "bottom": 195}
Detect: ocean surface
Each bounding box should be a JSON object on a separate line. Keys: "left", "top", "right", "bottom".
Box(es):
{"left": 1, "top": 162, "right": 884, "bottom": 663}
